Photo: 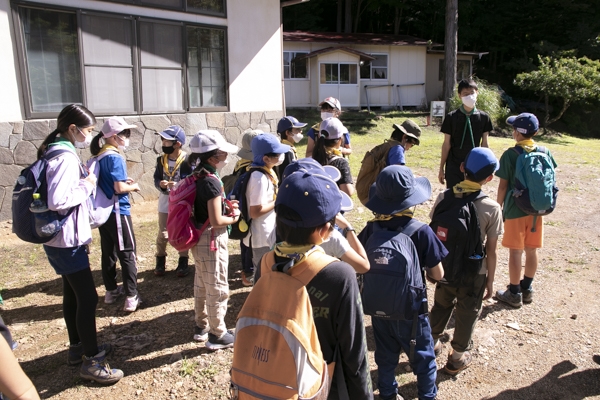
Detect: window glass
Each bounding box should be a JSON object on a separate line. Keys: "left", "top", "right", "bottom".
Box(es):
{"left": 322, "top": 63, "right": 357, "bottom": 84}
{"left": 187, "top": 26, "right": 227, "bottom": 108}
{"left": 439, "top": 59, "right": 471, "bottom": 81}
{"left": 142, "top": 69, "right": 182, "bottom": 111}
{"left": 85, "top": 66, "right": 134, "bottom": 113}
{"left": 187, "top": 0, "right": 224, "bottom": 14}
{"left": 142, "top": 0, "right": 183, "bottom": 8}
{"left": 20, "top": 8, "right": 82, "bottom": 113}
{"left": 360, "top": 54, "right": 387, "bottom": 80}
{"left": 140, "top": 22, "right": 182, "bottom": 68}
{"left": 321, "top": 63, "right": 338, "bottom": 84}
{"left": 283, "top": 51, "right": 308, "bottom": 79}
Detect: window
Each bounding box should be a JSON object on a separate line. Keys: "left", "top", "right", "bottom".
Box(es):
{"left": 438, "top": 59, "right": 471, "bottom": 81}
{"left": 283, "top": 51, "right": 308, "bottom": 79}
{"left": 360, "top": 54, "right": 388, "bottom": 80}
{"left": 320, "top": 63, "right": 357, "bottom": 84}
{"left": 16, "top": 4, "right": 228, "bottom": 117}
{"left": 102, "top": 0, "right": 225, "bottom": 16}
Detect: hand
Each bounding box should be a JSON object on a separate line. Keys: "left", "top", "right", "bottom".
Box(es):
{"left": 159, "top": 180, "right": 169, "bottom": 189}
{"left": 84, "top": 172, "right": 97, "bottom": 186}
{"left": 131, "top": 183, "right": 140, "bottom": 192}
{"left": 167, "top": 181, "right": 176, "bottom": 189}
{"left": 335, "top": 213, "right": 349, "bottom": 229}
{"left": 438, "top": 169, "right": 445, "bottom": 185}
{"left": 126, "top": 177, "right": 135, "bottom": 185}
{"left": 483, "top": 280, "right": 494, "bottom": 300}
{"left": 229, "top": 199, "right": 239, "bottom": 210}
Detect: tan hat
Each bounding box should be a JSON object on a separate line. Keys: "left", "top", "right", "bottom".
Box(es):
{"left": 237, "top": 129, "right": 263, "bottom": 160}
{"left": 392, "top": 119, "right": 422, "bottom": 145}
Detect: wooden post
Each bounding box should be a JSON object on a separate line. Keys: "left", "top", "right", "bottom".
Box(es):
{"left": 443, "top": 0, "right": 458, "bottom": 111}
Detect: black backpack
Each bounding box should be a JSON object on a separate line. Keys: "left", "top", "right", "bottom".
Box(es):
{"left": 226, "top": 168, "right": 269, "bottom": 240}
{"left": 429, "top": 190, "right": 487, "bottom": 287}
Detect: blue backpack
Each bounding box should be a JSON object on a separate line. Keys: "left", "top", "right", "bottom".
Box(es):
{"left": 511, "top": 146, "right": 558, "bottom": 230}
{"left": 226, "top": 168, "right": 268, "bottom": 240}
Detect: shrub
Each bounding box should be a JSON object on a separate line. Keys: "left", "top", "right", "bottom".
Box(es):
{"left": 450, "top": 78, "right": 511, "bottom": 130}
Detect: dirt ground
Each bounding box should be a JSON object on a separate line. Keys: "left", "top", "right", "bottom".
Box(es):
{"left": 1, "top": 152, "right": 600, "bottom": 400}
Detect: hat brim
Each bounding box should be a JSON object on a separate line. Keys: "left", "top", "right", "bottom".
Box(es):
{"left": 340, "top": 191, "right": 353, "bottom": 212}
{"left": 323, "top": 165, "right": 341, "bottom": 182}
{"left": 158, "top": 131, "right": 176, "bottom": 140}
{"left": 220, "top": 142, "right": 239, "bottom": 154}
{"left": 271, "top": 142, "right": 291, "bottom": 154}
{"left": 365, "top": 176, "right": 431, "bottom": 215}
{"left": 506, "top": 116, "right": 517, "bottom": 126}
{"left": 293, "top": 122, "right": 307, "bottom": 128}
{"left": 404, "top": 132, "right": 420, "bottom": 145}
{"left": 237, "top": 148, "right": 253, "bottom": 160}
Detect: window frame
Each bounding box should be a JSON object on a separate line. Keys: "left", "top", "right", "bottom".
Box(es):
{"left": 283, "top": 51, "right": 309, "bottom": 80}
{"left": 100, "top": 0, "right": 226, "bottom": 18}
{"left": 319, "top": 62, "right": 358, "bottom": 85}
{"left": 12, "top": 2, "right": 229, "bottom": 119}
{"left": 360, "top": 53, "right": 388, "bottom": 81}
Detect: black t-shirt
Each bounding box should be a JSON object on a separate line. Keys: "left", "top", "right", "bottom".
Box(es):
{"left": 193, "top": 174, "right": 222, "bottom": 224}
{"left": 275, "top": 149, "right": 297, "bottom": 182}
{"left": 329, "top": 156, "right": 353, "bottom": 186}
{"left": 441, "top": 109, "right": 493, "bottom": 164}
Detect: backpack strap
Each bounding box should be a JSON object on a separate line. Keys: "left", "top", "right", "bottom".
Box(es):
{"left": 261, "top": 250, "right": 337, "bottom": 287}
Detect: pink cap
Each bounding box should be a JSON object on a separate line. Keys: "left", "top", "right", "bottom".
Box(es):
{"left": 101, "top": 116, "right": 138, "bottom": 137}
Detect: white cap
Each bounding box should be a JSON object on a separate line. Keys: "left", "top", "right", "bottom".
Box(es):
{"left": 319, "top": 117, "right": 346, "bottom": 140}
{"left": 189, "top": 130, "right": 238, "bottom": 154}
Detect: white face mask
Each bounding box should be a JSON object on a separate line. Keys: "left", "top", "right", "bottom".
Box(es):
{"left": 321, "top": 112, "right": 334, "bottom": 121}
{"left": 75, "top": 131, "right": 93, "bottom": 149}
{"left": 273, "top": 153, "right": 285, "bottom": 166}
{"left": 461, "top": 93, "right": 477, "bottom": 109}
{"left": 292, "top": 132, "right": 303, "bottom": 143}
{"left": 216, "top": 159, "right": 229, "bottom": 169}
{"left": 118, "top": 138, "right": 130, "bottom": 151}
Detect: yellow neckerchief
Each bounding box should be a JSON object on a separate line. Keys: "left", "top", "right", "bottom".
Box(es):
{"left": 326, "top": 147, "right": 343, "bottom": 159}
{"left": 97, "top": 144, "right": 119, "bottom": 156}
{"left": 516, "top": 138, "right": 536, "bottom": 153}
{"left": 453, "top": 180, "right": 482, "bottom": 195}
{"left": 369, "top": 209, "right": 414, "bottom": 222}
{"left": 282, "top": 139, "right": 297, "bottom": 159}
{"left": 274, "top": 242, "right": 325, "bottom": 267}
{"left": 234, "top": 159, "right": 251, "bottom": 174}
{"left": 161, "top": 151, "right": 186, "bottom": 180}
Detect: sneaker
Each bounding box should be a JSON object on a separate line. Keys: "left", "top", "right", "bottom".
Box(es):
{"left": 241, "top": 271, "right": 254, "bottom": 287}
{"left": 434, "top": 341, "right": 443, "bottom": 358}
{"left": 123, "top": 295, "right": 140, "bottom": 312}
{"left": 206, "top": 330, "right": 235, "bottom": 351}
{"left": 104, "top": 286, "right": 124, "bottom": 304}
{"left": 154, "top": 256, "right": 166, "bottom": 277}
{"left": 444, "top": 351, "right": 472, "bottom": 376}
{"left": 68, "top": 343, "right": 112, "bottom": 366}
{"left": 80, "top": 350, "right": 124, "bottom": 385}
{"left": 522, "top": 287, "right": 534, "bottom": 304}
{"left": 176, "top": 257, "right": 190, "bottom": 277}
{"left": 495, "top": 288, "right": 523, "bottom": 308}
{"left": 193, "top": 326, "right": 210, "bottom": 342}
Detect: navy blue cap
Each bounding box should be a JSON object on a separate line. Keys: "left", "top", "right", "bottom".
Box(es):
{"left": 366, "top": 165, "right": 431, "bottom": 215}
{"left": 464, "top": 147, "right": 499, "bottom": 182}
{"left": 251, "top": 133, "right": 290, "bottom": 157}
{"left": 277, "top": 116, "right": 307, "bottom": 134}
{"left": 158, "top": 125, "right": 186, "bottom": 145}
{"left": 507, "top": 113, "right": 539, "bottom": 136}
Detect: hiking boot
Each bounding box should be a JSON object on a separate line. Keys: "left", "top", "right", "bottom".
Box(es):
{"left": 434, "top": 341, "right": 443, "bottom": 358}
{"left": 123, "top": 295, "right": 140, "bottom": 312}
{"left": 495, "top": 288, "right": 523, "bottom": 308}
{"left": 104, "top": 286, "right": 124, "bottom": 304}
{"left": 522, "top": 287, "right": 534, "bottom": 304}
{"left": 154, "top": 256, "right": 166, "bottom": 276}
{"left": 176, "top": 257, "right": 190, "bottom": 277}
{"left": 193, "top": 326, "right": 210, "bottom": 342}
{"left": 444, "top": 351, "right": 472, "bottom": 376}
{"left": 68, "top": 343, "right": 112, "bottom": 366}
{"left": 80, "top": 350, "right": 123, "bottom": 385}
{"left": 206, "top": 330, "right": 235, "bottom": 351}
{"left": 241, "top": 271, "right": 254, "bottom": 287}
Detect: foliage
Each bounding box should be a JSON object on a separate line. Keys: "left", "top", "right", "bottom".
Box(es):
{"left": 515, "top": 56, "right": 600, "bottom": 127}
{"left": 449, "top": 79, "right": 511, "bottom": 128}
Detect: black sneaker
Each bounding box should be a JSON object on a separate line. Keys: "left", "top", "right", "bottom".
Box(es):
{"left": 496, "top": 288, "right": 523, "bottom": 308}
{"left": 522, "top": 287, "right": 534, "bottom": 304}
{"left": 154, "top": 256, "right": 166, "bottom": 277}
{"left": 206, "top": 330, "right": 235, "bottom": 351}
{"left": 176, "top": 257, "right": 190, "bottom": 277}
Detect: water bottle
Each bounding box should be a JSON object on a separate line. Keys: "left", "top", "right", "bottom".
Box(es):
{"left": 30, "top": 193, "right": 61, "bottom": 237}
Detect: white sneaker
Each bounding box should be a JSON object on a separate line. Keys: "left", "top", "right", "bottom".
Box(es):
{"left": 123, "top": 295, "right": 140, "bottom": 312}
{"left": 104, "top": 286, "right": 123, "bottom": 304}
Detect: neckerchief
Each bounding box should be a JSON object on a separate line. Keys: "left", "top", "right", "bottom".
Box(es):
{"left": 453, "top": 180, "right": 482, "bottom": 195}
{"left": 234, "top": 159, "right": 251, "bottom": 174}
{"left": 369, "top": 209, "right": 414, "bottom": 222}
{"left": 49, "top": 137, "right": 76, "bottom": 151}
{"left": 98, "top": 144, "right": 119, "bottom": 156}
{"left": 274, "top": 242, "right": 325, "bottom": 267}
{"left": 459, "top": 105, "right": 476, "bottom": 149}
{"left": 516, "top": 138, "right": 536, "bottom": 153}
{"left": 282, "top": 139, "right": 297, "bottom": 159}
{"left": 326, "top": 148, "right": 343, "bottom": 159}
{"left": 161, "top": 151, "right": 186, "bottom": 180}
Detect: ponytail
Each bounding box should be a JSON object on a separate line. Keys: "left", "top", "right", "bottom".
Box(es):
{"left": 37, "top": 129, "right": 61, "bottom": 159}
{"left": 312, "top": 133, "right": 338, "bottom": 166}
{"left": 90, "top": 132, "right": 104, "bottom": 156}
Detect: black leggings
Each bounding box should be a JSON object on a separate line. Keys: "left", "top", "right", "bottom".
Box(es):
{"left": 62, "top": 268, "right": 99, "bottom": 357}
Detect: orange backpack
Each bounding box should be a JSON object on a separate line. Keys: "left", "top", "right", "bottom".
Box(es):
{"left": 355, "top": 139, "right": 400, "bottom": 205}
{"left": 230, "top": 250, "right": 336, "bottom": 399}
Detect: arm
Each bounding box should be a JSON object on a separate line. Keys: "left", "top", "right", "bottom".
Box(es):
{"left": 305, "top": 136, "right": 315, "bottom": 158}
{"left": 154, "top": 157, "right": 164, "bottom": 191}
{"left": 46, "top": 155, "right": 95, "bottom": 211}
{"left": 481, "top": 131, "right": 490, "bottom": 148}
{"left": 496, "top": 178, "right": 509, "bottom": 207}
{"left": 336, "top": 214, "right": 369, "bottom": 274}
{"left": 339, "top": 183, "right": 355, "bottom": 197}
{"left": 207, "top": 196, "right": 240, "bottom": 228}
{"left": 114, "top": 181, "right": 140, "bottom": 194}
{"left": 249, "top": 202, "right": 275, "bottom": 220}
{"left": 483, "top": 236, "right": 498, "bottom": 300}
{"left": 438, "top": 134, "right": 451, "bottom": 185}
{"left": 426, "top": 262, "right": 444, "bottom": 282}
{"left": 0, "top": 336, "right": 40, "bottom": 400}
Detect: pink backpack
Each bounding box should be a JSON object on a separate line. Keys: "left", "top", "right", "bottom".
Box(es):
{"left": 167, "top": 172, "right": 214, "bottom": 252}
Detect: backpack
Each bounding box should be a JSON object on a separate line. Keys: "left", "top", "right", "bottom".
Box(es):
{"left": 12, "top": 147, "right": 76, "bottom": 243}
{"left": 429, "top": 190, "right": 487, "bottom": 287}
{"left": 166, "top": 172, "right": 215, "bottom": 252}
{"left": 355, "top": 140, "right": 400, "bottom": 205}
{"left": 86, "top": 150, "right": 120, "bottom": 229}
{"left": 226, "top": 168, "right": 269, "bottom": 240}
{"left": 231, "top": 250, "right": 336, "bottom": 400}
{"left": 511, "top": 146, "right": 558, "bottom": 220}
{"left": 362, "top": 218, "right": 426, "bottom": 320}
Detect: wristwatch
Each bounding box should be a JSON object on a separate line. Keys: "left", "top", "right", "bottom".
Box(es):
{"left": 342, "top": 227, "right": 355, "bottom": 238}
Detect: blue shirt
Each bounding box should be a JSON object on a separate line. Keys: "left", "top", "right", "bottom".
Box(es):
{"left": 386, "top": 145, "right": 406, "bottom": 166}
{"left": 97, "top": 153, "right": 131, "bottom": 216}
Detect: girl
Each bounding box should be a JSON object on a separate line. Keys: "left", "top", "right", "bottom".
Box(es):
{"left": 312, "top": 117, "right": 355, "bottom": 197}
{"left": 305, "top": 97, "right": 351, "bottom": 158}
{"left": 40, "top": 104, "right": 122, "bottom": 384}
{"left": 187, "top": 130, "right": 240, "bottom": 350}
{"left": 89, "top": 117, "right": 141, "bottom": 312}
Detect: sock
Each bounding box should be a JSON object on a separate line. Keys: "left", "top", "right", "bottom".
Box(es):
{"left": 509, "top": 284, "right": 521, "bottom": 294}
{"left": 451, "top": 350, "right": 464, "bottom": 361}
{"left": 433, "top": 339, "right": 440, "bottom": 347}
{"left": 521, "top": 276, "right": 533, "bottom": 291}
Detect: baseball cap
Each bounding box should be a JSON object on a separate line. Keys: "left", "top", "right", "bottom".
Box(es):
{"left": 277, "top": 116, "right": 307, "bottom": 134}
{"left": 366, "top": 165, "right": 431, "bottom": 215}
{"left": 158, "top": 125, "right": 186, "bottom": 145}
{"left": 101, "top": 116, "right": 138, "bottom": 137}
{"left": 189, "top": 130, "right": 238, "bottom": 154}
{"left": 464, "top": 147, "right": 499, "bottom": 182}
{"left": 318, "top": 97, "right": 342, "bottom": 111}
{"left": 237, "top": 129, "right": 263, "bottom": 160}
{"left": 506, "top": 113, "right": 539, "bottom": 136}
{"left": 251, "top": 133, "right": 290, "bottom": 157}
{"left": 319, "top": 118, "right": 346, "bottom": 140}
{"left": 276, "top": 170, "right": 342, "bottom": 228}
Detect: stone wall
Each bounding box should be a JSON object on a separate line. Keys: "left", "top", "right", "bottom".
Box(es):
{"left": 0, "top": 110, "right": 284, "bottom": 222}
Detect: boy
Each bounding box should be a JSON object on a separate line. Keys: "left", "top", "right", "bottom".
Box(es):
{"left": 255, "top": 164, "right": 373, "bottom": 399}
{"left": 439, "top": 79, "right": 493, "bottom": 189}
{"left": 429, "top": 147, "right": 503, "bottom": 375}
{"left": 242, "top": 134, "right": 290, "bottom": 282}
{"left": 274, "top": 116, "right": 307, "bottom": 181}
{"left": 495, "top": 113, "right": 557, "bottom": 308}
{"left": 358, "top": 166, "right": 446, "bottom": 400}
{"left": 154, "top": 125, "right": 192, "bottom": 277}
{"left": 386, "top": 119, "right": 422, "bottom": 166}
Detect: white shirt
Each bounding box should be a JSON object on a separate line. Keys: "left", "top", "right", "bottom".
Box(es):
{"left": 243, "top": 171, "right": 276, "bottom": 249}
{"left": 320, "top": 229, "right": 351, "bottom": 259}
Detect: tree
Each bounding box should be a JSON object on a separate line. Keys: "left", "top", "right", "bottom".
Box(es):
{"left": 443, "top": 0, "right": 458, "bottom": 109}
{"left": 515, "top": 56, "right": 600, "bottom": 129}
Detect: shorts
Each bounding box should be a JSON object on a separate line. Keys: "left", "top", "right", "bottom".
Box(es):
{"left": 502, "top": 216, "right": 543, "bottom": 249}
{"left": 43, "top": 245, "right": 90, "bottom": 275}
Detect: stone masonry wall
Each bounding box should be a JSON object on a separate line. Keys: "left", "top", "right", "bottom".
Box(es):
{"left": 0, "top": 110, "right": 284, "bottom": 222}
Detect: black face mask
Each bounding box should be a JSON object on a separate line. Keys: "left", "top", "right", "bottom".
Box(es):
{"left": 162, "top": 145, "right": 175, "bottom": 154}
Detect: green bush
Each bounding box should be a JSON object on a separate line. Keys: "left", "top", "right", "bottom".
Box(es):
{"left": 449, "top": 78, "right": 511, "bottom": 129}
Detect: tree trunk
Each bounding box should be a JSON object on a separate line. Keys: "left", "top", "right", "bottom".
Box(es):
{"left": 443, "top": 0, "right": 458, "bottom": 109}
{"left": 354, "top": 0, "right": 363, "bottom": 32}
{"left": 394, "top": 6, "right": 401, "bottom": 35}
{"left": 344, "top": 0, "right": 352, "bottom": 33}
{"left": 337, "top": 0, "right": 342, "bottom": 33}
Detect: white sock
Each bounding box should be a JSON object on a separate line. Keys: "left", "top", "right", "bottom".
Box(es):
{"left": 451, "top": 350, "right": 464, "bottom": 361}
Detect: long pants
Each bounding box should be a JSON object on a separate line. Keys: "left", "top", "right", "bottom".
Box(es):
{"left": 429, "top": 273, "right": 486, "bottom": 353}
{"left": 155, "top": 212, "right": 189, "bottom": 258}
{"left": 99, "top": 212, "right": 138, "bottom": 297}
{"left": 444, "top": 160, "right": 463, "bottom": 189}
{"left": 191, "top": 226, "right": 229, "bottom": 337}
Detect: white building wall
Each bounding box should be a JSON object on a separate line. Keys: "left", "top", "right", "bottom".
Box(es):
{"left": 0, "top": 0, "right": 23, "bottom": 122}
